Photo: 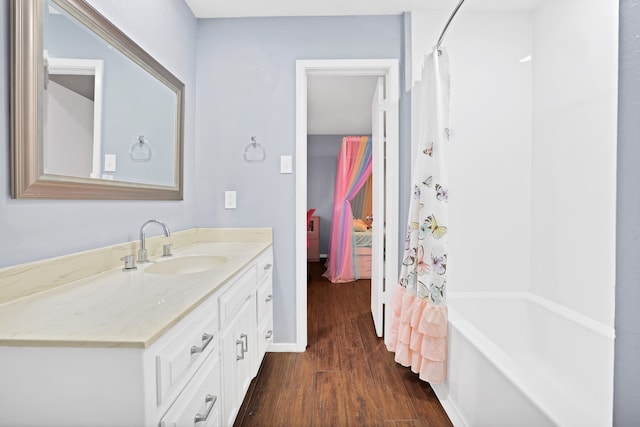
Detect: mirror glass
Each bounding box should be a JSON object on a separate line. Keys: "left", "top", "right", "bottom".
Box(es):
{"left": 11, "top": 0, "right": 185, "bottom": 199}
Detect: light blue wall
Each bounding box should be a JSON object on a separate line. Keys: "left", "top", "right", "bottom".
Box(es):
{"left": 0, "top": 0, "right": 198, "bottom": 268}
{"left": 194, "top": 15, "right": 410, "bottom": 344}
{"left": 615, "top": 0, "right": 640, "bottom": 423}
{"left": 307, "top": 135, "right": 340, "bottom": 255}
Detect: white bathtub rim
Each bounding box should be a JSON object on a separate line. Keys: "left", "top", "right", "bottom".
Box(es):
{"left": 433, "top": 292, "right": 615, "bottom": 427}
{"left": 447, "top": 291, "right": 615, "bottom": 340}
{"left": 449, "top": 314, "right": 594, "bottom": 427}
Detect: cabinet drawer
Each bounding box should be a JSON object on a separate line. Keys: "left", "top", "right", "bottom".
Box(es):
{"left": 160, "top": 351, "right": 221, "bottom": 427}
{"left": 255, "top": 247, "right": 273, "bottom": 285}
{"left": 257, "top": 316, "right": 273, "bottom": 362}
{"left": 256, "top": 276, "right": 273, "bottom": 323}
{"left": 156, "top": 299, "right": 218, "bottom": 406}
{"left": 219, "top": 265, "right": 256, "bottom": 327}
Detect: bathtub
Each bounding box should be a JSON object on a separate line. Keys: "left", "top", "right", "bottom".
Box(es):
{"left": 432, "top": 292, "right": 615, "bottom": 427}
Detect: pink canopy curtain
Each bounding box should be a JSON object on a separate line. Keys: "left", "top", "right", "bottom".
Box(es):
{"left": 323, "top": 136, "right": 372, "bottom": 283}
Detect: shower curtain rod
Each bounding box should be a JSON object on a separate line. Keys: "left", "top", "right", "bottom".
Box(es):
{"left": 436, "top": 0, "right": 466, "bottom": 49}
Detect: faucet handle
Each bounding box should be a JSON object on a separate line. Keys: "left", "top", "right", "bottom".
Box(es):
{"left": 121, "top": 255, "right": 138, "bottom": 271}
{"left": 162, "top": 243, "right": 173, "bottom": 257}
{"left": 137, "top": 248, "right": 148, "bottom": 264}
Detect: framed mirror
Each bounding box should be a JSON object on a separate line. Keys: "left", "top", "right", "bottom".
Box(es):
{"left": 10, "top": 0, "right": 185, "bottom": 199}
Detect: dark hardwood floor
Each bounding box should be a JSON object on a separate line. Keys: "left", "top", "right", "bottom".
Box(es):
{"left": 235, "top": 261, "right": 453, "bottom": 427}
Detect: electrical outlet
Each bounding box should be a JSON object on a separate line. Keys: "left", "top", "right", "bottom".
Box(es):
{"left": 225, "top": 191, "right": 236, "bottom": 209}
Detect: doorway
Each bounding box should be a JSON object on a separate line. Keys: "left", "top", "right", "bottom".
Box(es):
{"left": 44, "top": 56, "right": 104, "bottom": 179}
{"left": 295, "top": 59, "right": 399, "bottom": 351}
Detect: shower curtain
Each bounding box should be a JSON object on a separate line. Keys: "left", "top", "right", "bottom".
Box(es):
{"left": 387, "top": 48, "right": 450, "bottom": 384}
{"left": 323, "top": 136, "right": 372, "bottom": 283}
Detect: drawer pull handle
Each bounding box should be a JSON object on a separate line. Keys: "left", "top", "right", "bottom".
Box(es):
{"left": 190, "top": 332, "right": 213, "bottom": 355}
{"left": 265, "top": 330, "right": 273, "bottom": 339}
{"left": 263, "top": 263, "right": 272, "bottom": 270}
{"left": 194, "top": 394, "right": 217, "bottom": 424}
{"left": 236, "top": 339, "right": 245, "bottom": 361}
{"left": 240, "top": 333, "right": 249, "bottom": 352}
{"left": 265, "top": 294, "right": 273, "bottom": 302}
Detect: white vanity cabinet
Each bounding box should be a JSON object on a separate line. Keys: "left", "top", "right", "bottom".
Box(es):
{"left": 0, "top": 243, "right": 274, "bottom": 427}
{"left": 0, "top": 290, "right": 221, "bottom": 427}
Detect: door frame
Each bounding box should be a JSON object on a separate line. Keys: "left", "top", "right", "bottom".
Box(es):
{"left": 46, "top": 56, "right": 104, "bottom": 179}
{"left": 295, "top": 59, "right": 399, "bottom": 351}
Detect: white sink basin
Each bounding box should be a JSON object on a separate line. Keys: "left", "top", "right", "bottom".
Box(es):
{"left": 144, "top": 255, "right": 228, "bottom": 275}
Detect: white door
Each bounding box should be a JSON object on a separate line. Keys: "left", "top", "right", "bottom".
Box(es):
{"left": 371, "top": 77, "right": 385, "bottom": 337}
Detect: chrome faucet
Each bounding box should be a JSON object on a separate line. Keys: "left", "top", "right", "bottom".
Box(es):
{"left": 138, "top": 219, "right": 171, "bottom": 263}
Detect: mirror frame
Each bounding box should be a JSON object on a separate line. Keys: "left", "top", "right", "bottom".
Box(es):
{"left": 10, "top": 0, "right": 185, "bottom": 200}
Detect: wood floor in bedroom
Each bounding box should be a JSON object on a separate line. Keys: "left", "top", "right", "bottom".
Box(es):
{"left": 235, "top": 261, "right": 453, "bottom": 427}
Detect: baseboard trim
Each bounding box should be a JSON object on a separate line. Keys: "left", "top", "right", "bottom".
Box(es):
{"left": 266, "top": 342, "right": 306, "bottom": 352}
{"left": 432, "top": 384, "right": 467, "bottom": 427}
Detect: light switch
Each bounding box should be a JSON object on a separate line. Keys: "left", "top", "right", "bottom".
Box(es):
{"left": 280, "top": 155, "right": 292, "bottom": 174}
{"left": 104, "top": 154, "right": 116, "bottom": 172}
{"left": 225, "top": 191, "right": 236, "bottom": 209}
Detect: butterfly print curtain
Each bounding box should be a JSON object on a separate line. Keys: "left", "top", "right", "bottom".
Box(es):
{"left": 386, "top": 48, "right": 450, "bottom": 384}
{"left": 323, "top": 136, "right": 372, "bottom": 283}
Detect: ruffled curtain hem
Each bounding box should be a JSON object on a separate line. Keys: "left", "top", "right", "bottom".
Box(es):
{"left": 386, "top": 285, "right": 448, "bottom": 384}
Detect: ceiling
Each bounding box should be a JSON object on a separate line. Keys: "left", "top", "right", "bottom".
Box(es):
{"left": 185, "top": 0, "right": 544, "bottom": 18}
{"left": 307, "top": 76, "right": 379, "bottom": 136}
{"left": 184, "top": 0, "right": 543, "bottom": 136}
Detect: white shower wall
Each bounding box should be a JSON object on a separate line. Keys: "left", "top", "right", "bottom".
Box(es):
{"left": 411, "top": 10, "right": 533, "bottom": 294}
{"left": 530, "top": 0, "right": 617, "bottom": 327}
{"left": 411, "top": 0, "right": 617, "bottom": 327}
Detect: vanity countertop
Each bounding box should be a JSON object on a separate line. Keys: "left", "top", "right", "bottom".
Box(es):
{"left": 0, "top": 229, "right": 272, "bottom": 349}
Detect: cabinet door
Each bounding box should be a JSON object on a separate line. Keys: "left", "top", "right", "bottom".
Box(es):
{"left": 220, "top": 295, "right": 256, "bottom": 426}
{"left": 236, "top": 296, "right": 256, "bottom": 399}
